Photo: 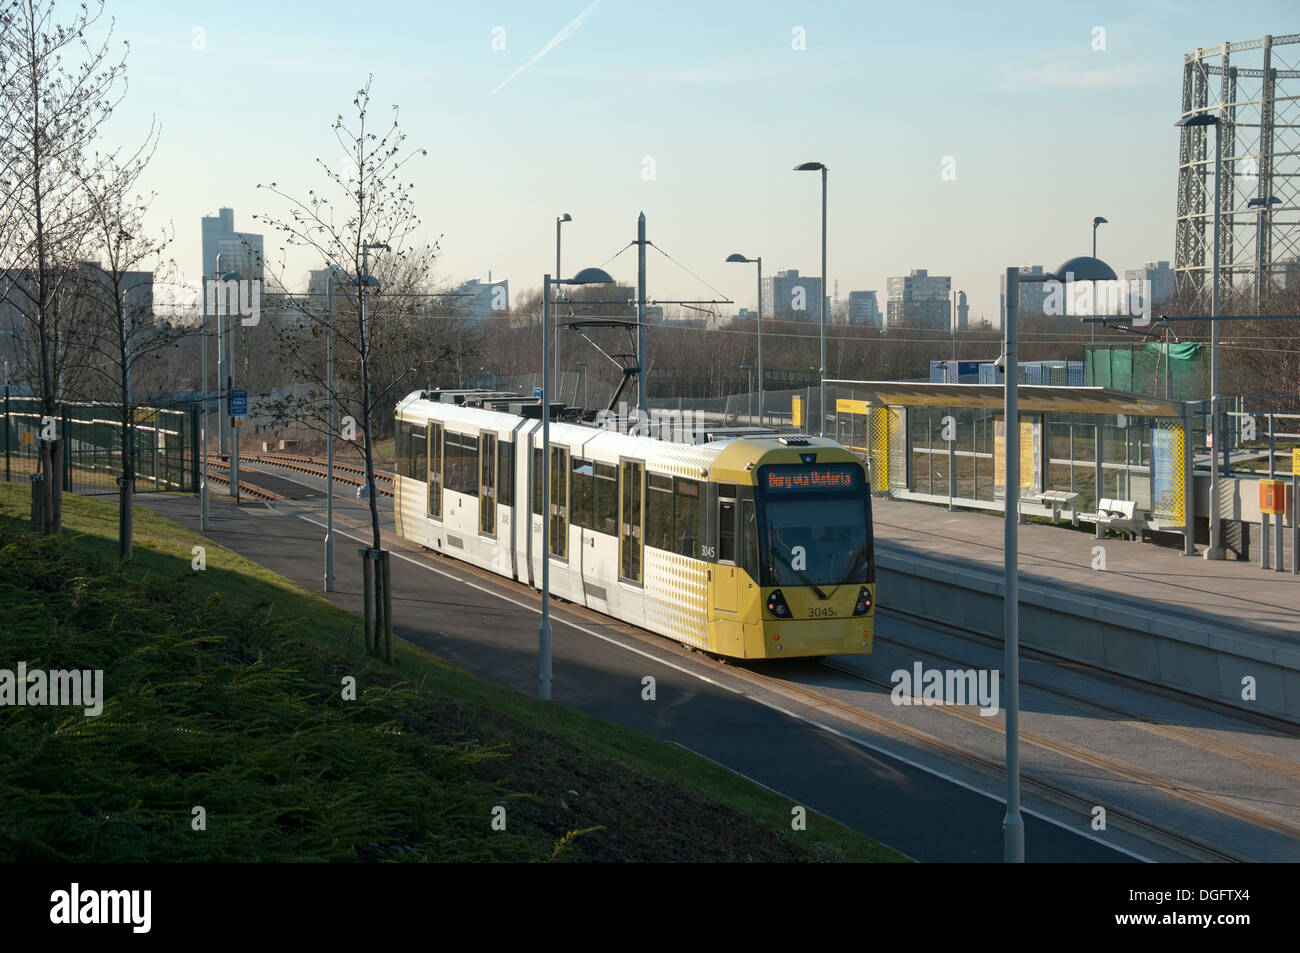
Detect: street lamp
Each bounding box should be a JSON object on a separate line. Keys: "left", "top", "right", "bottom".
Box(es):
{"left": 1091, "top": 216, "right": 1108, "bottom": 258}
{"left": 324, "top": 267, "right": 380, "bottom": 592}
{"left": 555, "top": 214, "right": 572, "bottom": 387}
{"left": 1177, "top": 110, "right": 1225, "bottom": 559}
{"left": 201, "top": 268, "right": 243, "bottom": 531}
{"left": 1091, "top": 218, "right": 1108, "bottom": 345}
{"left": 726, "top": 253, "right": 764, "bottom": 424}
{"left": 1057, "top": 254, "right": 1118, "bottom": 537}
{"left": 740, "top": 364, "right": 753, "bottom": 422}
{"left": 540, "top": 264, "right": 615, "bottom": 700}
{"left": 1247, "top": 196, "right": 1281, "bottom": 313}
{"left": 1001, "top": 263, "right": 1062, "bottom": 863}
{"left": 794, "top": 161, "right": 828, "bottom": 436}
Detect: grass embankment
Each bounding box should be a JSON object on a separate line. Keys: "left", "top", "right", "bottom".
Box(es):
{"left": 0, "top": 485, "right": 903, "bottom": 862}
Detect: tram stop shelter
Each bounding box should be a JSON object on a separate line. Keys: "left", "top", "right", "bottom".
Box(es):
{"left": 820, "top": 380, "right": 1198, "bottom": 556}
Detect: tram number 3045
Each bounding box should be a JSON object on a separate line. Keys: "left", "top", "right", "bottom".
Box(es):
{"left": 699, "top": 544, "right": 716, "bottom": 559}
{"left": 807, "top": 606, "right": 836, "bottom": 618}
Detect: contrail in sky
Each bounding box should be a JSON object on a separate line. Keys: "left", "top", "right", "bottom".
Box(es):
{"left": 490, "top": 0, "right": 602, "bottom": 96}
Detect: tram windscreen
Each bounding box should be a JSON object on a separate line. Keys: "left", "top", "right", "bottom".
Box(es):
{"left": 757, "top": 463, "right": 871, "bottom": 589}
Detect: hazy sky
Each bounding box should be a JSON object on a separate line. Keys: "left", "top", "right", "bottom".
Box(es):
{"left": 95, "top": 0, "right": 1295, "bottom": 326}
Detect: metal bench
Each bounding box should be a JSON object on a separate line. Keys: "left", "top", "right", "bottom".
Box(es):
{"left": 1079, "top": 498, "right": 1146, "bottom": 541}
{"left": 1036, "top": 490, "right": 1081, "bottom": 525}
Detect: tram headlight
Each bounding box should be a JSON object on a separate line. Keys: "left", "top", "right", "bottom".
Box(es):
{"left": 766, "top": 590, "right": 791, "bottom": 618}
{"left": 852, "top": 587, "right": 873, "bottom": 616}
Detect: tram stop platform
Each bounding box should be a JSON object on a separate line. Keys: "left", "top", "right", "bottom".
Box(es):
{"left": 872, "top": 495, "right": 1300, "bottom": 722}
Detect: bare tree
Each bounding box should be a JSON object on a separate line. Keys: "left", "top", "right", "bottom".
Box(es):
{"left": 72, "top": 139, "right": 182, "bottom": 557}
{"left": 0, "top": 0, "right": 129, "bottom": 532}
{"left": 255, "top": 76, "right": 450, "bottom": 645}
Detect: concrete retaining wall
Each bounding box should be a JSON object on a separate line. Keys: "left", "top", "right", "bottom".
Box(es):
{"left": 877, "top": 545, "right": 1300, "bottom": 722}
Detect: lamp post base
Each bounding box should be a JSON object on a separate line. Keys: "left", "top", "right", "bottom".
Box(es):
{"left": 1003, "top": 812, "right": 1025, "bottom": 863}
{"left": 1203, "top": 546, "right": 1226, "bottom": 561}
{"left": 324, "top": 533, "right": 335, "bottom": 592}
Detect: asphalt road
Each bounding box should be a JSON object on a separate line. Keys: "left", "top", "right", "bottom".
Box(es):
{"left": 139, "top": 483, "right": 1134, "bottom": 863}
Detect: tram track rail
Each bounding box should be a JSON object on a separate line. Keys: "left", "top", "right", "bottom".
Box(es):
{"left": 188, "top": 458, "right": 283, "bottom": 502}
{"left": 240, "top": 452, "right": 394, "bottom": 498}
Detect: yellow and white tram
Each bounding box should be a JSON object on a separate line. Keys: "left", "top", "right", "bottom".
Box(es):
{"left": 392, "top": 391, "right": 875, "bottom": 659}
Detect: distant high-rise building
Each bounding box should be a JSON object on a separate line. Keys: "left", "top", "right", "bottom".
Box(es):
{"left": 734, "top": 307, "right": 758, "bottom": 322}
{"left": 452, "top": 277, "right": 509, "bottom": 322}
{"left": 1123, "top": 260, "right": 1175, "bottom": 311}
{"left": 999, "top": 265, "right": 1051, "bottom": 325}
{"left": 955, "top": 290, "right": 969, "bottom": 330}
{"left": 887, "top": 269, "right": 951, "bottom": 330}
{"left": 1281, "top": 256, "right": 1300, "bottom": 292}
{"left": 847, "top": 291, "right": 882, "bottom": 327}
{"left": 201, "top": 207, "right": 264, "bottom": 282}
{"left": 762, "top": 269, "right": 828, "bottom": 322}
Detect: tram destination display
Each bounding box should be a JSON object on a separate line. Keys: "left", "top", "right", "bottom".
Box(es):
{"left": 762, "top": 463, "right": 861, "bottom": 492}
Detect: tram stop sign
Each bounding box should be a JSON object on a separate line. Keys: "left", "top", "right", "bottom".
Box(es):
{"left": 229, "top": 389, "right": 248, "bottom": 416}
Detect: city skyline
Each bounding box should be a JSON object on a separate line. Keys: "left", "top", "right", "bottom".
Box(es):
{"left": 99, "top": 1, "right": 1295, "bottom": 327}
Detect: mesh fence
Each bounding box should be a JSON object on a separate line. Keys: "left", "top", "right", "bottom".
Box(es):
{"left": 1, "top": 395, "right": 198, "bottom": 496}
{"left": 1085, "top": 342, "right": 1208, "bottom": 401}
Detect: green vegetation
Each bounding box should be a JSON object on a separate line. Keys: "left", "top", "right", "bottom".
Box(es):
{"left": 0, "top": 485, "right": 903, "bottom": 862}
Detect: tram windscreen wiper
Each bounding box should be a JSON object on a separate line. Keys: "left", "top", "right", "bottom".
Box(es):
{"left": 773, "top": 542, "right": 829, "bottom": 600}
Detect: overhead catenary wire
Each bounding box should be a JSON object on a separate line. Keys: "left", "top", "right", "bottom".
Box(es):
{"left": 647, "top": 242, "right": 731, "bottom": 303}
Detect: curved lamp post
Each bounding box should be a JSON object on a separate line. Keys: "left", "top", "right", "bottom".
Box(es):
{"left": 1091, "top": 217, "right": 1108, "bottom": 346}
{"left": 540, "top": 264, "right": 615, "bottom": 700}
{"left": 1177, "top": 110, "right": 1224, "bottom": 559}
{"left": 201, "top": 268, "right": 243, "bottom": 531}
{"left": 794, "top": 161, "right": 828, "bottom": 436}
{"left": 726, "top": 253, "right": 764, "bottom": 424}
{"left": 554, "top": 214, "right": 572, "bottom": 386}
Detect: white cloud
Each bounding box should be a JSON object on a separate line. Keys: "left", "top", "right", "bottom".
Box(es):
{"left": 491, "top": 0, "right": 602, "bottom": 96}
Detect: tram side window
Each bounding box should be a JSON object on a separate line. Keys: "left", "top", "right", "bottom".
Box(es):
{"left": 672, "top": 478, "right": 703, "bottom": 557}
{"left": 741, "top": 499, "right": 759, "bottom": 581}
{"left": 645, "top": 474, "right": 673, "bottom": 551}
{"left": 572, "top": 458, "right": 594, "bottom": 529}
{"left": 428, "top": 422, "right": 443, "bottom": 517}
{"left": 409, "top": 425, "right": 426, "bottom": 481}
{"left": 532, "top": 447, "right": 543, "bottom": 517}
{"left": 498, "top": 441, "right": 514, "bottom": 507}
{"left": 594, "top": 463, "right": 618, "bottom": 536}
{"left": 395, "top": 420, "right": 407, "bottom": 476}
{"left": 718, "top": 496, "right": 736, "bottom": 563}
{"left": 445, "top": 431, "right": 478, "bottom": 496}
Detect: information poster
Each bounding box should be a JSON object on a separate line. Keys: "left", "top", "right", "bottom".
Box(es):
{"left": 993, "top": 417, "right": 1041, "bottom": 499}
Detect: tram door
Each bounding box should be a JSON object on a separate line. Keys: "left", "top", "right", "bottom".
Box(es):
{"left": 620, "top": 459, "right": 643, "bottom": 583}
{"left": 479, "top": 432, "right": 496, "bottom": 536}
{"left": 549, "top": 446, "right": 568, "bottom": 558}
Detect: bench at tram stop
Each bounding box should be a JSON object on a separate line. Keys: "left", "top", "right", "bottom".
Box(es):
{"left": 1034, "top": 490, "right": 1081, "bottom": 526}
{"left": 1078, "top": 498, "right": 1146, "bottom": 541}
